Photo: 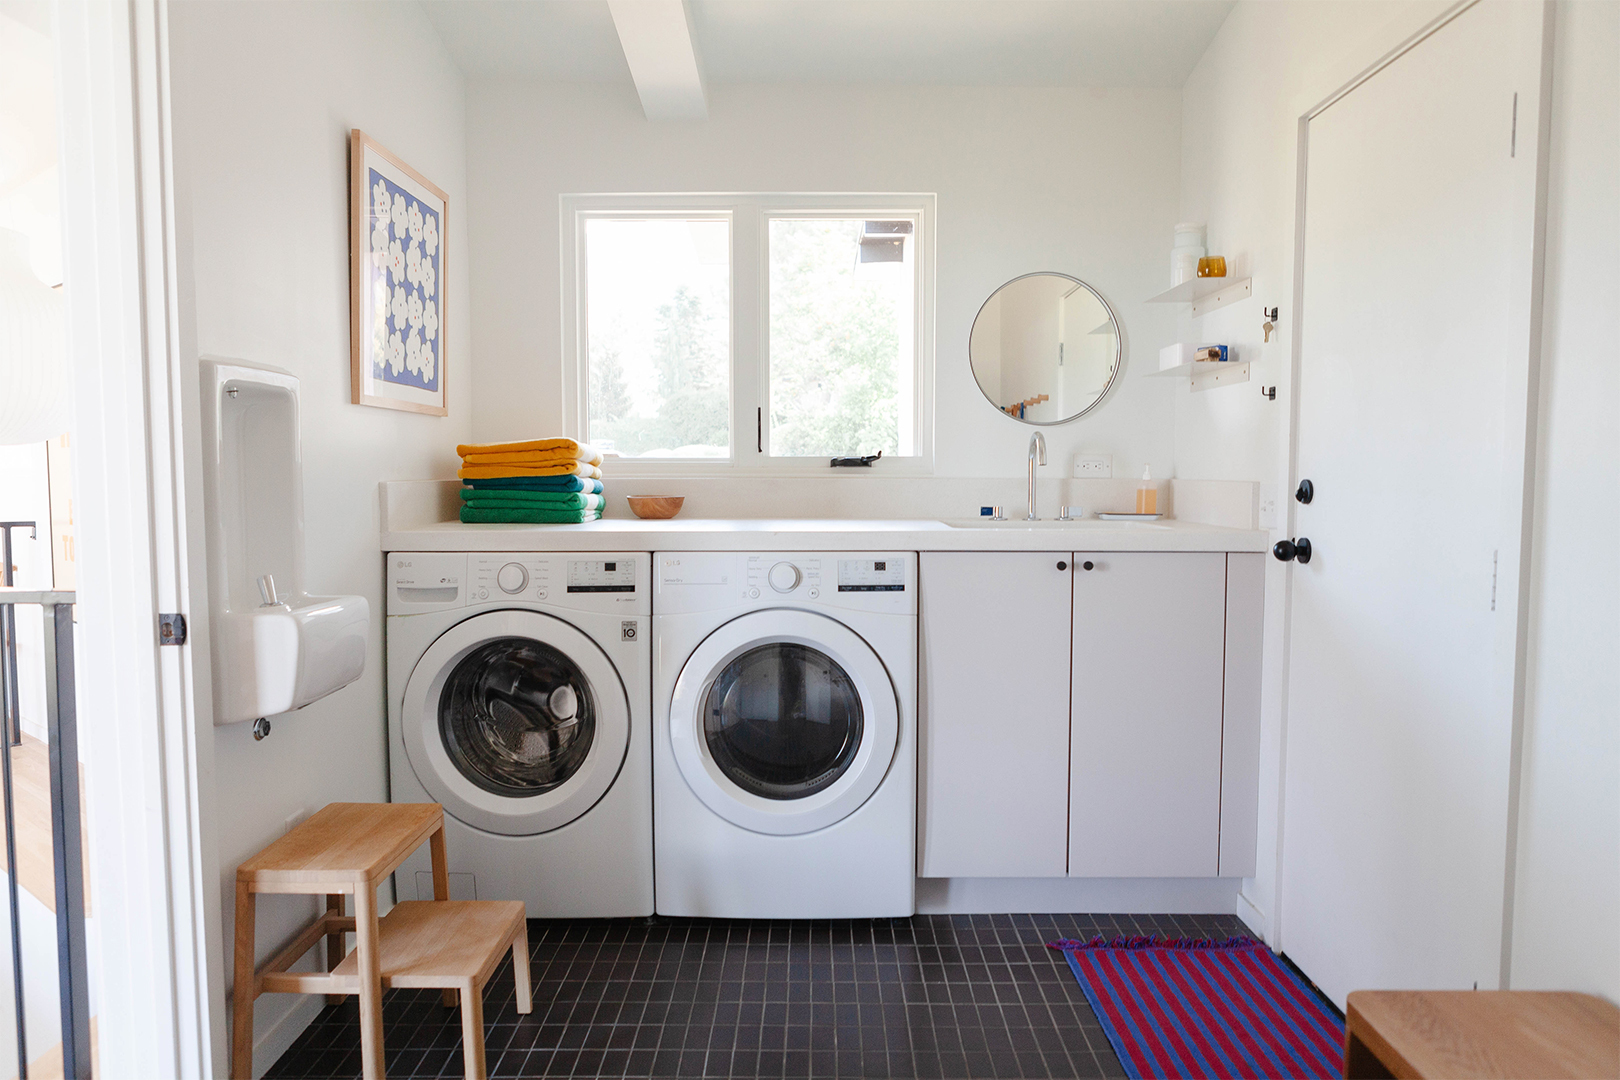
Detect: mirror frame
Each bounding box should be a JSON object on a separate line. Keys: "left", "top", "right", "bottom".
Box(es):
{"left": 968, "top": 271, "right": 1122, "bottom": 426}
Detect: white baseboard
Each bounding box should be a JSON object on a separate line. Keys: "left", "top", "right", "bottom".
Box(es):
{"left": 250, "top": 993, "right": 324, "bottom": 1079}
{"left": 1235, "top": 889, "right": 1270, "bottom": 942}
{"left": 916, "top": 877, "right": 1243, "bottom": 915}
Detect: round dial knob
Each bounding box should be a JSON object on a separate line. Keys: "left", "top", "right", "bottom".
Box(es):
{"left": 767, "top": 562, "right": 802, "bottom": 593}
{"left": 496, "top": 562, "right": 529, "bottom": 594}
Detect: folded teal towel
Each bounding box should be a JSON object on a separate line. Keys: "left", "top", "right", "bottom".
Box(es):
{"left": 462, "top": 476, "right": 604, "bottom": 494}
{"left": 460, "top": 506, "right": 601, "bottom": 524}
{"left": 462, "top": 491, "right": 605, "bottom": 511}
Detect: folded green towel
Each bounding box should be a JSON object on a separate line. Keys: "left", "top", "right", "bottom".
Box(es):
{"left": 461, "top": 491, "right": 605, "bottom": 511}
{"left": 462, "top": 476, "right": 604, "bottom": 494}
{"left": 460, "top": 506, "right": 601, "bottom": 524}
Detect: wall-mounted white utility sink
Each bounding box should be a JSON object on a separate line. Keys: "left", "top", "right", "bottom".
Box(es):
{"left": 200, "top": 358, "right": 369, "bottom": 726}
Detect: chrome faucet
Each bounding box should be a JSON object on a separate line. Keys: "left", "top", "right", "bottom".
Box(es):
{"left": 1026, "top": 431, "right": 1046, "bottom": 521}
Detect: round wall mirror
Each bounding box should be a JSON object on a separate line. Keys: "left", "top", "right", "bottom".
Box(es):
{"left": 968, "top": 272, "right": 1120, "bottom": 424}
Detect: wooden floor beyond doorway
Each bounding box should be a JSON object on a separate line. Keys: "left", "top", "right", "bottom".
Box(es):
{"left": 0, "top": 733, "right": 91, "bottom": 915}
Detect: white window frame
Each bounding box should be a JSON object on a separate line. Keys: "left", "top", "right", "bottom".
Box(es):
{"left": 560, "top": 192, "right": 936, "bottom": 476}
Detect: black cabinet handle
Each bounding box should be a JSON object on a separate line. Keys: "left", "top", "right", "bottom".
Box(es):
{"left": 1273, "top": 538, "right": 1313, "bottom": 564}
{"left": 1057, "top": 561, "right": 1067, "bottom": 571}
{"left": 1081, "top": 561, "right": 1095, "bottom": 571}
{"left": 1296, "top": 479, "right": 1314, "bottom": 504}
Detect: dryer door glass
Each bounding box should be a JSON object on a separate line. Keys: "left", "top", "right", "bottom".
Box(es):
{"left": 703, "top": 643, "right": 863, "bottom": 800}
{"left": 439, "top": 636, "right": 597, "bottom": 798}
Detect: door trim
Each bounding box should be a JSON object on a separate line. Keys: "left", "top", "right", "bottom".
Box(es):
{"left": 1275, "top": 0, "right": 1553, "bottom": 986}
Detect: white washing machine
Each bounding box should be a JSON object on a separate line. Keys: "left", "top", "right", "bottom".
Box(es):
{"left": 653, "top": 551, "right": 916, "bottom": 918}
{"left": 386, "top": 551, "right": 653, "bottom": 917}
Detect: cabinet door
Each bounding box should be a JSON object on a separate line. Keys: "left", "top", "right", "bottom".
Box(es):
{"left": 1070, "top": 552, "right": 1226, "bottom": 877}
{"left": 919, "top": 552, "right": 1072, "bottom": 878}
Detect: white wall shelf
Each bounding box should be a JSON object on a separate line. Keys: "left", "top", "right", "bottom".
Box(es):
{"left": 1149, "top": 359, "right": 1252, "bottom": 393}
{"left": 1145, "top": 276, "right": 1253, "bottom": 317}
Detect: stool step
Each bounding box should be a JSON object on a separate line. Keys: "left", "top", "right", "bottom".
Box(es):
{"left": 330, "top": 900, "right": 526, "bottom": 990}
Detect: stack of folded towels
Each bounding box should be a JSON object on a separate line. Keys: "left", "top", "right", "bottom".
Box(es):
{"left": 456, "top": 438, "right": 605, "bottom": 524}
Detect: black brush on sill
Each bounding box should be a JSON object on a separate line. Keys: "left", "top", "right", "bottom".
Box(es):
{"left": 830, "top": 452, "right": 882, "bottom": 467}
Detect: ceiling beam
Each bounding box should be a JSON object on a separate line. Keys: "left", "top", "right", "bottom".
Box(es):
{"left": 608, "top": 0, "right": 707, "bottom": 121}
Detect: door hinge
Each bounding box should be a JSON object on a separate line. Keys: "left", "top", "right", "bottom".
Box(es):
{"left": 159, "top": 612, "right": 188, "bottom": 646}
{"left": 1490, "top": 551, "right": 1498, "bottom": 612}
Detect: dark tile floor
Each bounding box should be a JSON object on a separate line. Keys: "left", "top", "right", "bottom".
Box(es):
{"left": 266, "top": 912, "right": 1252, "bottom": 1079}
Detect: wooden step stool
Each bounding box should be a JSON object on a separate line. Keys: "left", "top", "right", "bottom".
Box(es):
{"left": 327, "top": 901, "right": 531, "bottom": 1078}
{"left": 232, "top": 803, "right": 533, "bottom": 1080}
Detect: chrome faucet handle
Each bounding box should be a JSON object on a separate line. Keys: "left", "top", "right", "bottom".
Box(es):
{"left": 1058, "top": 505, "right": 1079, "bottom": 521}
{"left": 257, "top": 573, "right": 280, "bottom": 607}
{"left": 980, "top": 506, "right": 1006, "bottom": 521}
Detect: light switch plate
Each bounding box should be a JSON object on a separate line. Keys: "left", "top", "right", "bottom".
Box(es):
{"left": 1073, "top": 454, "right": 1112, "bottom": 478}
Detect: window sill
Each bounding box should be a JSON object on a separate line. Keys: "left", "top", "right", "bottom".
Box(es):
{"left": 600, "top": 460, "right": 936, "bottom": 480}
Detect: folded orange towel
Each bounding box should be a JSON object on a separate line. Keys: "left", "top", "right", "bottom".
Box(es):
{"left": 455, "top": 439, "right": 603, "bottom": 466}
{"left": 458, "top": 461, "right": 604, "bottom": 480}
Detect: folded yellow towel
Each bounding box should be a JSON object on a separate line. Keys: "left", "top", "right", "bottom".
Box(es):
{"left": 458, "top": 461, "right": 604, "bottom": 480}
{"left": 461, "top": 450, "right": 599, "bottom": 468}
{"left": 455, "top": 439, "right": 603, "bottom": 466}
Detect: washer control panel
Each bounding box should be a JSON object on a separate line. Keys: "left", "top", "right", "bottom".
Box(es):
{"left": 388, "top": 552, "right": 650, "bottom": 616}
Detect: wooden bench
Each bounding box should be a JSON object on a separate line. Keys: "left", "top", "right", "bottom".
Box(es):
{"left": 1345, "top": 989, "right": 1620, "bottom": 1079}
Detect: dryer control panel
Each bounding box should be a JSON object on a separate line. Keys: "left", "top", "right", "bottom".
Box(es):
{"left": 388, "top": 552, "right": 651, "bottom": 616}
{"left": 655, "top": 552, "right": 915, "bottom": 616}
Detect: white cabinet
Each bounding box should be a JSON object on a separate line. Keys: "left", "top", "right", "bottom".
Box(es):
{"left": 1070, "top": 552, "right": 1227, "bottom": 877}
{"left": 918, "top": 552, "right": 1073, "bottom": 878}
{"left": 919, "top": 550, "right": 1264, "bottom": 880}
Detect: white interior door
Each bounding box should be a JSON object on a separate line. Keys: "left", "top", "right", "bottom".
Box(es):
{"left": 1281, "top": 2, "right": 1533, "bottom": 1006}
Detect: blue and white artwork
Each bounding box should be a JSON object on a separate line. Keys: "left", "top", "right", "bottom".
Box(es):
{"left": 367, "top": 168, "right": 441, "bottom": 392}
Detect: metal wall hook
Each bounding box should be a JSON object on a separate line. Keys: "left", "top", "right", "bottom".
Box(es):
{"left": 1260, "top": 386, "right": 1277, "bottom": 400}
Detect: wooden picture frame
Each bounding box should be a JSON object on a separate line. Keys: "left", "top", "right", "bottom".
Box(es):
{"left": 349, "top": 129, "right": 449, "bottom": 415}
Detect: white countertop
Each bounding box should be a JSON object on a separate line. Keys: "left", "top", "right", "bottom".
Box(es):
{"left": 381, "top": 516, "right": 1270, "bottom": 553}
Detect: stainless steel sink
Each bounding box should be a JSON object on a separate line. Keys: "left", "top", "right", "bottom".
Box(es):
{"left": 940, "top": 518, "right": 1170, "bottom": 530}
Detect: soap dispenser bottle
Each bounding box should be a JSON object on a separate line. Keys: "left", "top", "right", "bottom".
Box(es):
{"left": 1136, "top": 466, "right": 1158, "bottom": 515}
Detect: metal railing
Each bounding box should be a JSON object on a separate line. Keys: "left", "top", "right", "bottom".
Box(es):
{"left": 0, "top": 589, "right": 89, "bottom": 1080}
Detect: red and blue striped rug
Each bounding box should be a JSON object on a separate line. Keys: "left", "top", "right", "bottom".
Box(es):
{"left": 1048, "top": 936, "right": 1344, "bottom": 1080}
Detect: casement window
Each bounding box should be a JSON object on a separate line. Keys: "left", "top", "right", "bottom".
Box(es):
{"left": 561, "top": 194, "right": 935, "bottom": 473}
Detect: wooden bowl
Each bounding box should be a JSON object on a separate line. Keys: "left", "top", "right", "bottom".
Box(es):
{"left": 626, "top": 496, "right": 685, "bottom": 520}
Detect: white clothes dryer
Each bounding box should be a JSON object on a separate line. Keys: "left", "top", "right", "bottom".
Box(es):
{"left": 386, "top": 551, "right": 653, "bottom": 917}
{"left": 653, "top": 551, "right": 916, "bottom": 918}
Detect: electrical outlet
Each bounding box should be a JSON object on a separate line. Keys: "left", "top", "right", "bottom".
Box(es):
{"left": 284, "top": 808, "right": 308, "bottom": 834}
{"left": 1073, "top": 454, "right": 1112, "bottom": 479}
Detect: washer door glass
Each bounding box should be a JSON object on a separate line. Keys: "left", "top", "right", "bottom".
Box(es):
{"left": 703, "top": 643, "right": 862, "bottom": 800}
{"left": 440, "top": 637, "right": 595, "bottom": 798}
{"left": 401, "top": 609, "right": 631, "bottom": 837}
{"left": 668, "top": 609, "right": 899, "bottom": 837}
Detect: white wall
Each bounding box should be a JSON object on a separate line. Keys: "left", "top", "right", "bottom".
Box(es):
{"left": 1511, "top": 0, "right": 1619, "bottom": 1001}
{"left": 465, "top": 82, "right": 1183, "bottom": 485}
{"left": 167, "top": 1, "right": 470, "bottom": 1068}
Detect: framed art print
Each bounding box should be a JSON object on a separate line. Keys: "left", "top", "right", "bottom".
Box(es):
{"left": 350, "top": 129, "right": 449, "bottom": 415}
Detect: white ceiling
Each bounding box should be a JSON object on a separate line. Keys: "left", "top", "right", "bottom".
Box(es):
{"left": 423, "top": 0, "right": 1235, "bottom": 87}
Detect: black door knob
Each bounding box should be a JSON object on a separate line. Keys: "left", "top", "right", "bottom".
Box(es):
{"left": 1082, "top": 561, "right": 1095, "bottom": 571}
{"left": 1273, "top": 537, "right": 1313, "bottom": 564}
{"left": 1296, "top": 479, "right": 1314, "bottom": 504}
{"left": 1057, "top": 561, "right": 1068, "bottom": 571}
